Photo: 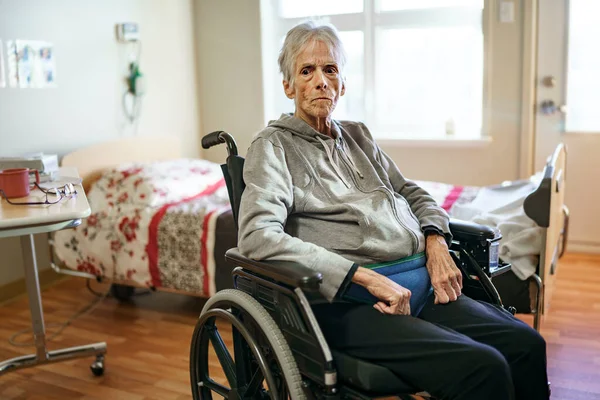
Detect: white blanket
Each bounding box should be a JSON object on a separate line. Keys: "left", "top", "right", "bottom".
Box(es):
{"left": 451, "top": 175, "right": 543, "bottom": 280}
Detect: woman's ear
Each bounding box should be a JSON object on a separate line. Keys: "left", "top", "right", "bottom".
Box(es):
{"left": 340, "top": 80, "right": 346, "bottom": 97}
{"left": 283, "top": 80, "right": 295, "bottom": 99}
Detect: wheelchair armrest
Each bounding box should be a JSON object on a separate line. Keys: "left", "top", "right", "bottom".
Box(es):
{"left": 225, "top": 248, "right": 323, "bottom": 291}
{"left": 449, "top": 218, "right": 501, "bottom": 242}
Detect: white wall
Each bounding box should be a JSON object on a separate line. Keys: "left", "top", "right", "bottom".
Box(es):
{"left": 196, "top": 0, "right": 530, "bottom": 188}
{"left": 0, "top": 0, "right": 200, "bottom": 286}
{"left": 194, "top": 0, "right": 265, "bottom": 163}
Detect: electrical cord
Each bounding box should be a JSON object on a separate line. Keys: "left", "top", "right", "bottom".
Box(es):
{"left": 86, "top": 278, "right": 105, "bottom": 297}
{"left": 9, "top": 285, "right": 111, "bottom": 347}
{"left": 8, "top": 278, "right": 156, "bottom": 348}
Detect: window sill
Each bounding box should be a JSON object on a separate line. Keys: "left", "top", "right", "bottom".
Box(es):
{"left": 374, "top": 136, "right": 493, "bottom": 148}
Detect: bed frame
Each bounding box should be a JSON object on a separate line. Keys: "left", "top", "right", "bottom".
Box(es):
{"left": 51, "top": 136, "right": 569, "bottom": 329}
{"left": 523, "top": 143, "right": 569, "bottom": 329}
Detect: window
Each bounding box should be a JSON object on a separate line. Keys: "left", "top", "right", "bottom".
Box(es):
{"left": 261, "top": 0, "right": 487, "bottom": 140}
{"left": 565, "top": 0, "right": 600, "bottom": 132}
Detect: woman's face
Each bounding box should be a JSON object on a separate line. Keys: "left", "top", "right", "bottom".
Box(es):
{"left": 284, "top": 40, "right": 345, "bottom": 127}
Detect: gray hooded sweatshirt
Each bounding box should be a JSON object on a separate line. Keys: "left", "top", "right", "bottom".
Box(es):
{"left": 238, "top": 114, "right": 451, "bottom": 302}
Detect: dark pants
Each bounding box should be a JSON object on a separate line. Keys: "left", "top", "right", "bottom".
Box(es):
{"left": 312, "top": 294, "right": 549, "bottom": 400}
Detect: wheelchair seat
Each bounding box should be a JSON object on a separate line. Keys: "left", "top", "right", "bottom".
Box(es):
{"left": 331, "top": 349, "right": 420, "bottom": 395}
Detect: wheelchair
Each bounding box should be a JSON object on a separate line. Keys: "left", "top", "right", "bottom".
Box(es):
{"left": 190, "top": 131, "right": 517, "bottom": 400}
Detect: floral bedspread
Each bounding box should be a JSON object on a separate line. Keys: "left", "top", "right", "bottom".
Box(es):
{"left": 54, "top": 159, "right": 231, "bottom": 297}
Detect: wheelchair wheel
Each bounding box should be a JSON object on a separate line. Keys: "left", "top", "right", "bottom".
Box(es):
{"left": 190, "top": 289, "right": 305, "bottom": 400}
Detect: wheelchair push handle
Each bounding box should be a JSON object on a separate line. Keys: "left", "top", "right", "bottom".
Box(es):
{"left": 201, "top": 131, "right": 239, "bottom": 157}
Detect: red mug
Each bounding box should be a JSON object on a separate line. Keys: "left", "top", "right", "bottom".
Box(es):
{"left": 0, "top": 168, "right": 41, "bottom": 198}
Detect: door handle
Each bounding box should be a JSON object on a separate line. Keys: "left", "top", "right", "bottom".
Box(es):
{"left": 540, "top": 100, "right": 567, "bottom": 115}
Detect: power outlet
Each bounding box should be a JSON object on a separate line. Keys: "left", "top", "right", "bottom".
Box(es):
{"left": 116, "top": 23, "right": 140, "bottom": 42}
{"left": 499, "top": 1, "right": 515, "bottom": 23}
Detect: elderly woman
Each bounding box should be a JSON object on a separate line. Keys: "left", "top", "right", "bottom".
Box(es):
{"left": 238, "top": 21, "right": 549, "bottom": 400}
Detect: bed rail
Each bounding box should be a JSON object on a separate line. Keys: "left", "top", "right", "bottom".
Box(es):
{"left": 523, "top": 143, "right": 568, "bottom": 319}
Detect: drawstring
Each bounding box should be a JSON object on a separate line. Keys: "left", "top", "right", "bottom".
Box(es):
{"left": 316, "top": 136, "right": 351, "bottom": 188}
{"left": 341, "top": 141, "right": 364, "bottom": 179}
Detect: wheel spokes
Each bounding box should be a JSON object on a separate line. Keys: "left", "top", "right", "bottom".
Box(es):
{"left": 244, "top": 365, "right": 266, "bottom": 398}
{"left": 207, "top": 324, "right": 237, "bottom": 389}
{"left": 195, "top": 305, "right": 291, "bottom": 400}
{"left": 200, "top": 379, "right": 231, "bottom": 398}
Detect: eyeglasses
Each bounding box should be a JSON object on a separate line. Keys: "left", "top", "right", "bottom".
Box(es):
{"left": 0, "top": 183, "right": 78, "bottom": 206}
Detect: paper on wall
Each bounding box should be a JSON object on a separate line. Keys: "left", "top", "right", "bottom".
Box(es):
{"left": 6, "top": 40, "right": 18, "bottom": 88}
{"left": 15, "top": 40, "right": 56, "bottom": 88}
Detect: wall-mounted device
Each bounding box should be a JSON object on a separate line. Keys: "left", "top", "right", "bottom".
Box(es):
{"left": 116, "top": 22, "right": 143, "bottom": 125}
{"left": 115, "top": 22, "right": 140, "bottom": 42}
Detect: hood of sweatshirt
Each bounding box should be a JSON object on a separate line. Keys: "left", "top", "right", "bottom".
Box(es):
{"left": 268, "top": 113, "right": 363, "bottom": 186}
{"left": 268, "top": 113, "right": 340, "bottom": 140}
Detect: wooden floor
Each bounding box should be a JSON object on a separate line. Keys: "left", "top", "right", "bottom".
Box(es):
{"left": 0, "top": 252, "right": 599, "bottom": 399}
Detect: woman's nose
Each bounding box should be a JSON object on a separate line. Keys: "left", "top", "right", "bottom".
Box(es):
{"left": 314, "top": 70, "right": 328, "bottom": 90}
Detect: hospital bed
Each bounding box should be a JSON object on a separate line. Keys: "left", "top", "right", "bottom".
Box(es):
{"left": 48, "top": 136, "right": 568, "bottom": 330}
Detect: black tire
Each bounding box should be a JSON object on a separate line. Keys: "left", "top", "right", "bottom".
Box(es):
{"left": 190, "top": 289, "right": 305, "bottom": 400}
{"left": 110, "top": 284, "right": 135, "bottom": 302}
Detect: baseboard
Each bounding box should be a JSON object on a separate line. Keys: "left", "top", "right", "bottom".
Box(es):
{"left": 567, "top": 241, "right": 600, "bottom": 254}
{"left": 0, "top": 269, "right": 66, "bottom": 305}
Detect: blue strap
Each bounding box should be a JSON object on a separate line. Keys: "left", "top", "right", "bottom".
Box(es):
{"left": 343, "top": 253, "right": 432, "bottom": 317}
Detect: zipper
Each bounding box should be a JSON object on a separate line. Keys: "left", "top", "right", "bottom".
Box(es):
{"left": 317, "top": 136, "right": 352, "bottom": 188}
{"left": 399, "top": 195, "right": 422, "bottom": 228}
{"left": 334, "top": 143, "right": 418, "bottom": 254}
{"left": 336, "top": 141, "right": 364, "bottom": 179}
{"left": 378, "top": 187, "right": 418, "bottom": 254}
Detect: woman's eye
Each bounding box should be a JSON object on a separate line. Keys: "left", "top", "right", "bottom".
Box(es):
{"left": 325, "top": 66, "right": 337, "bottom": 74}
{"left": 301, "top": 68, "right": 310, "bottom": 75}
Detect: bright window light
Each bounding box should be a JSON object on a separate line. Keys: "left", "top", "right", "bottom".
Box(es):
{"left": 279, "top": 0, "right": 363, "bottom": 18}
{"left": 375, "top": 26, "right": 483, "bottom": 138}
{"left": 565, "top": 0, "right": 600, "bottom": 132}
{"left": 264, "top": 1, "right": 486, "bottom": 139}
{"left": 379, "top": 0, "right": 483, "bottom": 12}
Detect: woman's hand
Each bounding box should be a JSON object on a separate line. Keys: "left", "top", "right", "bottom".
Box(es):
{"left": 425, "top": 233, "right": 463, "bottom": 304}
{"left": 352, "top": 267, "right": 412, "bottom": 315}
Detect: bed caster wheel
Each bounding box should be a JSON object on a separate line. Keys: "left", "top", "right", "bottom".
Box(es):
{"left": 90, "top": 355, "right": 105, "bottom": 377}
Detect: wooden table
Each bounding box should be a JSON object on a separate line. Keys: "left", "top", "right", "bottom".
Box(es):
{"left": 0, "top": 167, "right": 107, "bottom": 376}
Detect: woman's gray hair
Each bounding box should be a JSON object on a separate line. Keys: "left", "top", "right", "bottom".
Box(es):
{"left": 278, "top": 21, "right": 347, "bottom": 85}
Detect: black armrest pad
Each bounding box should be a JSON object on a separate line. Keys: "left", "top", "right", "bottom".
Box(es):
{"left": 225, "top": 248, "right": 322, "bottom": 291}
{"left": 449, "top": 218, "right": 500, "bottom": 241}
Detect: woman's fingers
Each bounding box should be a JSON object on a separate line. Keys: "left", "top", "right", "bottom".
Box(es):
{"left": 374, "top": 302, "right": 386, "bottom": 314}
{"left": 395, "top": 289, "right": 411, "bottom": 315}
{"left": 366, "top": 274, "right": 412, "bottom": 315}
{"left": 456, "top": 267, "right": 464, "bottom": 289}
{"left": 434, "top": 289, "right": 448, "bottom": 304}
{"left": 374, "top": 293, "right": 411, "bottom": 316}
{"left": 451, "top": 276, "right": 462, "bottom": 298}
{"left": 431, "top": 261, "right": 464, "bottom": 304}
